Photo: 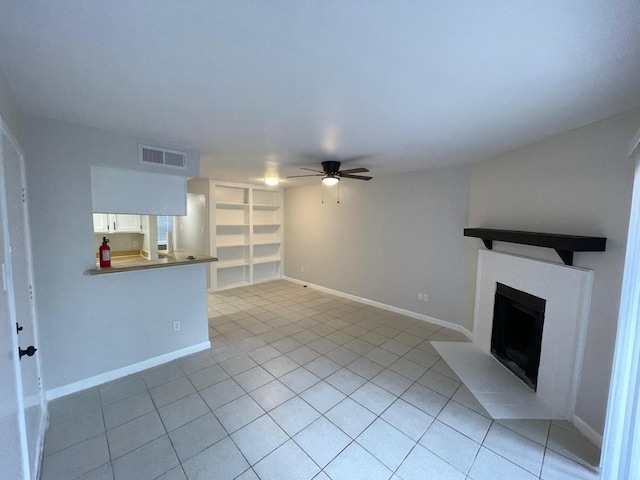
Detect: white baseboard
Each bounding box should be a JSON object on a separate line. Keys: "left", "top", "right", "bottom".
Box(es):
{"left": 284, "top": 276, "right": 473, "bottom": 339}
{"left": 253, "top": 275, "right": 284, "bottom": 286}
{"left": 46, "top": 341, "right": 211, "bottom": 401}
{"left": 208, "top": 275, "right": 285, "bottom": 293}
{"left": 572, "top": 413, "right": 604, "bottom": 449}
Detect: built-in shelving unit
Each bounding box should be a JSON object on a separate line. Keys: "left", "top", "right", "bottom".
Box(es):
{"left": 213, "top": 182, "right": 283, "bottom": 290}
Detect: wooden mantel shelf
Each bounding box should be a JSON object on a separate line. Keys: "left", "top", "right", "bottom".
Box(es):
{"left": 463, "top": 228, "right": 607, "bottom": 266}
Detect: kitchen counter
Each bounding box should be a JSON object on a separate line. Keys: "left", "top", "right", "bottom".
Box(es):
{"left": 88, "top": 250, "right": 217, "bottom": 275}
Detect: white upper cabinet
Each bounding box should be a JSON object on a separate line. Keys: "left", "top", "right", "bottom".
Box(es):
{"left": 93, "top": 213, "right": 110, "bottom": 233}
{"left": 112, "top": 214, "right": 141, "bottom": 233}
{"left": 93, "top": 213, "right": 141, "bottom": 233}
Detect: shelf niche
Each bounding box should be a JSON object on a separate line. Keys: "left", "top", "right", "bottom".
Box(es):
{"left": 213, "top": 182, "right": 283, "bottom": 290}
{"left": 464, "top": 228, "right": 607, "bottom": 266}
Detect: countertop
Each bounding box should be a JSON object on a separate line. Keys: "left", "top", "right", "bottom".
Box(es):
{"left": 88, "top": 250, "right": 218, "bottom": 275}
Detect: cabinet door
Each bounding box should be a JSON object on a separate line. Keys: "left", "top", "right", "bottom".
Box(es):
{"left": 113, "top": 214, "right": 141, "bottom": 233}
{"left": 93, "top": 213, "right": 110, "bottom": 233}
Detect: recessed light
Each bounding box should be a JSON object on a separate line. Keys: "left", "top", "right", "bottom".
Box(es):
{"left": 264, "top": 177, "right": 279, "bottom": 186}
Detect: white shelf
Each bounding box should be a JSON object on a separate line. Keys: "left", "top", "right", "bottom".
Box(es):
{"left": 217, "top": 260, "right": 250, "bottom": 269}
{"left": 253, "top": 256, "right": 281, "bottom": 265}
{"left": 253, "top": 204, "right": 280, "bottom": 210}
{"left": 215, "top": 185, "right": 249, "bottom": 205}
{"left": 213, "top": 182, "right": 283, "bottom": 291}
{"left": 216, "top": 202, "right": 249, "bottom": 208}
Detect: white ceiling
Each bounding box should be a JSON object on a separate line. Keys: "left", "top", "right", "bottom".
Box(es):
{"left": 1, "top": 1, "right": 639, "bottom": 186}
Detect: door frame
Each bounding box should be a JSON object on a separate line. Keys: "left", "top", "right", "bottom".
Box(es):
{"left": 0, "top": 118, "right": 29, "bottom": 480}
{"left": 0, "top": 117, "right": 47, "bottom": 479}
{"left": 601, "top": 128, "right": 640, "bottom": 478}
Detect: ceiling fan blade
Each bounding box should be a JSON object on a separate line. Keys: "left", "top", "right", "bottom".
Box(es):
{"left": 299, "top": 167, "right": 324, "bottom": 173}
{"left": 338, "top": 167, "right": 370, "bottom": 174}
{"left": 339, "top": 174, "right": 372, "bottom": 181}
{"left": 286, "top": 174, "right": 323, "bottom": 178}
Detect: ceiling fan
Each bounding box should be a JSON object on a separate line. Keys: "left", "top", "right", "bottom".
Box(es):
{"left": 287, "top": 159, "right": 372, "bottom": 185}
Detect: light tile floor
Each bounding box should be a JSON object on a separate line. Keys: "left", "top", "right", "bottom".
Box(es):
{"left": 42, "top": 280, "right": 601, "bottom": 480}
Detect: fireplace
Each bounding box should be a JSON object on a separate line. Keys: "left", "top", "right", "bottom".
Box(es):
{"left": 466, "top": 250, "right": 593, "bottom": 419}
{"left": 490, "top": 283, "right": 546, "bottom": 391}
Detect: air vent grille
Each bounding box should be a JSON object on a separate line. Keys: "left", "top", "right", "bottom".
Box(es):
{"left": 164, "top": 151, "right": 185, "bottom": 167}
{"left": 139, "top": 145, "right": 186, "bottom": 170}
{"left": 143, "top": 148, "right": 164, "bottom": 164}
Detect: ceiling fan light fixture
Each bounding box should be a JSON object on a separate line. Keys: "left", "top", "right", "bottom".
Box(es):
{"left": 264, "top": 177, "right": 279, "bottom": 186}
{"left": 322, "top": 175, "right": 339, "bottom": 186}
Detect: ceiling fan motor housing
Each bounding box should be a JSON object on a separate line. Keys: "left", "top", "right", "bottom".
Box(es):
{"left": 322, "top": 161, "right": 341, "bottom": 173}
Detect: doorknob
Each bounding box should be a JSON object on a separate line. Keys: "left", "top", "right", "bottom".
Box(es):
{"left": 19, "top": 346, "right": 37, "bottom": 360}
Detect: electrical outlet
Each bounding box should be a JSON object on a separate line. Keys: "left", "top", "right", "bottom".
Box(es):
{"left": 173, "top": 321, "right": 181, "bottom": 332}
{"left": 417, "top": 293, "right": 423, "bottom": 301}
{"left": 301, "top": 266, "right": 305, "bottom": 273}
{"left": 423, "top": 294, "right": 429, "bottom": 302}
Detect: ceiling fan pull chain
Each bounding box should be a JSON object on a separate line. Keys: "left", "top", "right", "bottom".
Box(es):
{"left": 321, "top": 182, "right": 324, "bottom": 204}
{"left": 337, "top": 182, "right": 340, "bottom": 204}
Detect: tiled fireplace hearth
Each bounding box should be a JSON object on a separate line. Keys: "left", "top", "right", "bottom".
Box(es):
{"left": 433, "top": 250, "right": 593, "bottom": 421}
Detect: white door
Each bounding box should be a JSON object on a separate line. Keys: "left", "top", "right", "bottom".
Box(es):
{"left": 1, "top": 124, "right": 46, "bottom": 478}
{"left": 0, "top": 174, "right": 28, "bottom": 480}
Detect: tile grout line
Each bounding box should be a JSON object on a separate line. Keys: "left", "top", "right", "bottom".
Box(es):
{"left": 94, "top": 386, "right": 115, "bottom": 480}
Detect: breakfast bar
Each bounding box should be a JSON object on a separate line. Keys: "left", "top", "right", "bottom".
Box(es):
{"left": 88, "top": 250, "right": 218, "bottom": 275}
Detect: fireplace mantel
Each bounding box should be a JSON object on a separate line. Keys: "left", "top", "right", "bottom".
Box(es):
{"left": 464, "top": 228, "right": 607, "bottom": 266}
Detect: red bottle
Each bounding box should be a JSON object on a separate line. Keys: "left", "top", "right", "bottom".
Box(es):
{"left": 99, "top": 236, "right": 111, "bottom": 268}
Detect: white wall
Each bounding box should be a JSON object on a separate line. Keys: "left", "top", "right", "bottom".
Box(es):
{"left": 284, "top": 166, "right": 471, "bottom": 326}
{"left": 466, "top": 107, "right": 640, "bottom": 438}
{"left": 23, "top": 115, "right": 208, "bottom": 393}
{"left": 186, "top": 178, "right": 215, "bottom": 289}
{"left": 141, "top": 215, "right": 150, "bottom": 257}
{"left": 91, "top": 166, "right": 187, "bottom": 216}
{"left": 93, "top": 233, "right": 143, "bottom": 254}
{"left": 0, "top": 67, "right": 21, "bottom": 140}
{"left": 175, "top": 193, "right": 209, "bottom": 257}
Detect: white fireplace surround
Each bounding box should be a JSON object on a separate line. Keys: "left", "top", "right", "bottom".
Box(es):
{"left": 473, "top": 250, "right": 594, "bottom": 419}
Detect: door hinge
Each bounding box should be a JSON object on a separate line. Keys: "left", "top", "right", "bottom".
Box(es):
{"left": 21, "top": 187, "right": 26, "bottom": 203}
{"left": 29, "top": 284, "right": 33, "bottom": 300}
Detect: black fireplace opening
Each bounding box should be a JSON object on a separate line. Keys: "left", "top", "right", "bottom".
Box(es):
{"left": 491, "top": 283, "right": 546, "bottom": 391}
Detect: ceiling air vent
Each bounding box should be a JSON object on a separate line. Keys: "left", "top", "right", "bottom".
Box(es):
{"left": 139, "top": 145, "right": 187, "bottom": 170}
